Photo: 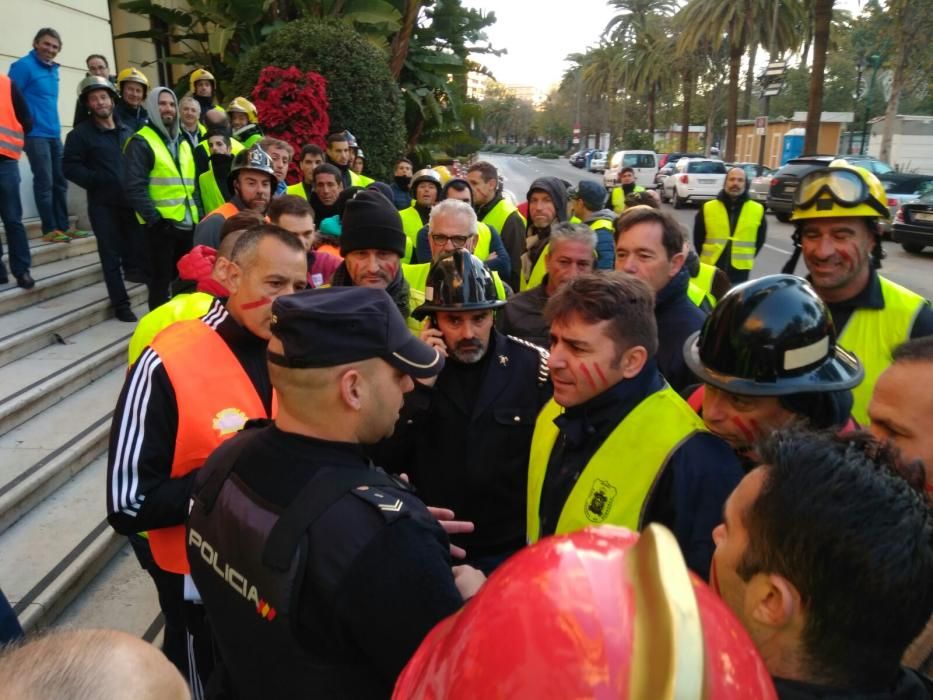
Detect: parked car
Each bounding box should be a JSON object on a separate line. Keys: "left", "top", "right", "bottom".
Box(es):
{"left": 746, "top": 164, "right": 777, "bottom": 204}
{"left": 588, "top": 150, "right": 608, "bottom": 172}
{"left": 655, "top": 163, "right": 675, "bottom": 188}
{"left": 659, "top": 152, "right": 703, "bottom": 168}
{"left": 569, "top": 150, "right": 593, "bottom": 168}
{"left": 767, "top": 154, "right": 896, "bottom": 222}
{"left": 604, "top": 150, "right": 659, "bottom": 188}
{"left": 878, "top": 174, "right": 933, "bottom": 234}
{"left": 661, "top": 158, "right": 727, "bottom": 208}
{"left": 892, "top": 190, "right": 933, "bottom": 254}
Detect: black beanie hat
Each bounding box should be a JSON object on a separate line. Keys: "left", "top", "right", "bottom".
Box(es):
{"left": 340, "top": 189, "right": 407, "bottom": 258}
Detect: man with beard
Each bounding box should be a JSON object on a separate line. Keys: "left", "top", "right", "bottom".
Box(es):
{"left": 124, "top": 86, "right": 199, "bottom": 309}
{"left": 694, "top": 166, "right": 766, "bottom": 284}
{"left": 286, "top": 144, "right": 325, "bottom": 200}
{"left": 307, "top": 163, "right": 345, "bottom": 224}
{"left": 325, "top": 130, "right": 362, "bottom": 189}
{"left": 609, "top": 166, "right": 645, "bottom": 215}
{"left": 63, "top": 76, "right": 140, "bottom": 321}
{"left": 194, "top": 146, "right": 276, "bottom": 249}
{"left": 521, "top": 177, "right": 569, "bottom": 291}
{"left": 390, "top": 157, "right": 414, "bottom": 210}
{"left": 114, "top": 67, "right": 149, "bottom": 131}
{"left": 375, "top": 249, "right": 551, "bottom": 574}
{"left": 468, "top": 161, "right": 527, "bottom": 290}
{"left": 328, "top": 189, "right": 412, "bottom": 320}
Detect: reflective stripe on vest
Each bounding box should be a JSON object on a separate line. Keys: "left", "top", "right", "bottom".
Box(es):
{"left": 131, "top": 126, "right": 198, "bottom": 225}
{"left": 611, "top": 185, "right": 645, "bottom": 214}
{"left": 148, "top": 319, "right": 276, "bottom": 573}
{"left": 838, "top": 275, "right": 926, "bottom": 425}
{"left": 483, "top": 197, "right": 525, "bottom": 235}
{"left": 700, "top": 199, "right": 763, "bottom": 270}
{"left": 687, "top": 262, "right": 717, "bottom": 308}
{"left": 527, "top": 387, "right": 706, "bottom": 543}
{"left": 0, "top": 76, "right": 24, "bottom": 160}
{"left": 198, "top": 169, "right": 226, "bottom": 214}
{"left": 521, "top": 242, "right": 549, "bottom": 292}
{"left": 403, "top": 262, "right": 507, "bottom": 335}
{"left": 474, "top": 222, "right": 492, "bottom": 261}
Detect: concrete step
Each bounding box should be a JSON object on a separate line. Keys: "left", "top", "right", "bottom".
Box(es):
{"left": 0, "top": 279, "right": 145, "bottom": 369}
{"left": 1, "top": 215, "right": 80, "bottom": 242}
{"left": 54, "top": 540, "right": 163, "bottom": 645}
{"left": 0, "top": 252, "right": 104, "bottom": 315}
{"left": 0, "top": 319, "right": 133, "bottom": 439}
{"left": 1, "top": 456, "right": 125, "bottom": 632}
{"left": 2, "top": 234, "right": 99, "bottom": 270}
{"left": 0, "top": 367, "right": 124, "bottom": 535}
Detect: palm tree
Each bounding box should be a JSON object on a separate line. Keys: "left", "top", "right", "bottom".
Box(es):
{"left": 604, "top": 0, "right": 678, "bottom": 44}
{"left": 803, "top": 0, "right": 835, "bottom": 153}
{"left": 676, "top": 0, "right": 803, "bottom": 162}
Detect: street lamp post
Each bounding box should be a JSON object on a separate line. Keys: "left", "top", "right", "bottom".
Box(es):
{"left": 850, "top": 58, "right": 864, "bottom": 154}
{"left": 859, "top": 54, "right": 881, "bottom": 155}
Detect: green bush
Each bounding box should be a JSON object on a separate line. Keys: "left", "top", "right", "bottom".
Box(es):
{"left": 501, "top": 144, "right": 520, "bottom": 154}
{"left": 231, "top": 18, "right": 405, "bottom": 182}
{"left": 537, "top": 152, "right": 560, "bottom": 159}
{"left": 520, "top": 144, "right": 542, "bottom": 155}
{"left": 481, "top": 144, "right": 500, "bottom": 153}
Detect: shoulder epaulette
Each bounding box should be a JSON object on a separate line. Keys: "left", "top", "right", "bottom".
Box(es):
{"left": 507, "top": 335, "right": 550, "bottom": 385}
{"left": 350, "top": 484, "right": 411, "bottom": 524}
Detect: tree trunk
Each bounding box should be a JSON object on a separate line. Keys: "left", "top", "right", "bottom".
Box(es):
{"left": 804, "top": 0, "right": 834, "bottom": 153}
{"left": 799, "top": 4, "right": 814, "bottom": 70}
{"left": 680, "top": 68, "right": 692, "bottom": 152}
{"left": 743, "top": 42, "right": 758, "bottom": 120}
{"left": 647, "top": 85, "right": 656, "bottom": 138}
{"left": 725, "top": 46, "right": 741, "bottom": 162}
{"left": 389, "top": 0, "right": 422, "bottom": 79}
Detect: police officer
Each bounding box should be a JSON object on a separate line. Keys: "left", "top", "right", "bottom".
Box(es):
{"left": 683, "top": 275, "right": 863, "bottom": 466}
{"left": 187, "top": 286, "right": 484, "bottom": 698}
{"left": 786, "top": 161, "right": 933, "bottom": 425}
{"left": 375, "top": 249, "right": 551, "bottom": 573}
{"left": 528, "top": 272, "right": 742, "bottom": 578}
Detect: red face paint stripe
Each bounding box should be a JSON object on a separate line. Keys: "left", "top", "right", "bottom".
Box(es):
{"left": 578, "top": 363, "right": 597, "bottom": 391}
{"left": 593, "top": 363, "right": 608, "bottom": 386}
{"left": 730, "top": 415, "right": 756, "bottom": 444}
{"left": 241, "top": 297, "right": 272, "bottom": 310}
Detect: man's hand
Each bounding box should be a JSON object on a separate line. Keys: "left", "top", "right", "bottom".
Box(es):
{"left": 427, "top": 507, "right": 475, "bottom": 560}
{"left": 452, "top": 565, "right": 486, "bottom": 600}
{"left": 485, "top": 251, "right": 499, "bottom": 261}
{"left": 419, "top": 317, "right": 448, "bottom": 358}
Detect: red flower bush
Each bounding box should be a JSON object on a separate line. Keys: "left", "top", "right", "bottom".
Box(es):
{"left": 252, "top": 65, "right": 330, "bottom": 184}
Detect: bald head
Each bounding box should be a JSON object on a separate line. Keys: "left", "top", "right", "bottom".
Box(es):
{"left": 724, "top": 167, "right": 747, "bottom": 198}
{"left": 0, "top": 628, "right": 189, "bottom": 699}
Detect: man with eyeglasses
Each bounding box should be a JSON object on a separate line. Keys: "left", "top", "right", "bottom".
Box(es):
{"left": 402, "top": 199, "right": 509, "bottom": 333}
{"left": 784, "top": 160, "right": 933, "bottom": 425}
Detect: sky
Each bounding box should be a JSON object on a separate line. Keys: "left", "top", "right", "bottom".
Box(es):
{"left": 462, "top": 0, "right": 867, "bottom": 97}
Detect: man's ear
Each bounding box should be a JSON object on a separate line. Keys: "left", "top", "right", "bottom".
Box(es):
{"left": 669, "top": 250, "right": 686, "bottom": 277}
{"left": 338, "top": 368, "right": 364, "bottom": 411}
{"left": 225, "top": 261, "right": 242, "bottom": 295}
{"left": 620, "top": 345, "right": 648, "bottom": 378}
{"left": 749, "top": 573, "right": 802, "bottom": 630}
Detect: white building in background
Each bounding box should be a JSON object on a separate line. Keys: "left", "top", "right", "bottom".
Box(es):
{"left": 868, "top": 115, "right": 933, "bottom": 175}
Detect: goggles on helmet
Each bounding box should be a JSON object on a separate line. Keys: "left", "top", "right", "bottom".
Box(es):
{"left": 794, "top": 168, "right": 888, "bottom": 218}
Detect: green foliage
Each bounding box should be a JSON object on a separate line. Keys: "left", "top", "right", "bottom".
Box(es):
{"left": 232, "top": 17, "right": 405, "bottom": 181}
{"left": 537, "top": 152, "right": 561, "bottom": 159}
{"left": 621, "top": 130, "right": 655, "bottom": 149}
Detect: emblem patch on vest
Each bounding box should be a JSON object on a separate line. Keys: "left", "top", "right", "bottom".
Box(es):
{"left": 212, "top": 408, "right": 248, "bottom": 436}
{"left": 585, "top": 479, "right": 617, "bottom": 523}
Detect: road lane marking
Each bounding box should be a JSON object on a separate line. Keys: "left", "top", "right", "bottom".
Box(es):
{"left": 765, "top": 243, "right": 792, "bottom": 255}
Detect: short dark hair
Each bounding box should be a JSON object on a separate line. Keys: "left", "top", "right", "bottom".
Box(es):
{"left": 395, "top": 157, "right": 413, "bottom": 167}
{"left": 220, "top": 211, "right": 264, "bottom": 245}
{"left": 892, "top": 336, "right": 933, "bottom": 363}
{"left": 230, "top": 223, "right": 306, "bottom": 266}
{"left": 741, "top": 429, "right": 933, "bottom": 688}
{"left": 620, "top": 166, "right": 635, "bottom": 176}
{"left": 34, "top": 28, "right": 62, "bottom": 46}
{"left": 614, "top": 206, "right": 685, "bottom": 259}
{"left": 300, "top": 144, "right": 324, "bottom": 160}
{"left": 545, "top": 271, "right": 658, "bottom": 364}
{"left": 326, "top": 132, "right": 348, "bottom": 146}
{"left": 268, "top": 194, "right": 314, "bottom": 224}
{"left": 624, "top": 190, "right": 659, "bottom": 209}
{"left": 467, "top": 161, "right": 497, "bottom": 183}
{"left": 205, "top": 128, "right": 230, "bottom": 146}
{"left": 86, "top": 54, "right": 107, "bottom": 67}
{"left": 443, "top": 179, "right": 471, "bottom": 200}
{"left": 313, "top": 163, "right": 342, "bottom": 184}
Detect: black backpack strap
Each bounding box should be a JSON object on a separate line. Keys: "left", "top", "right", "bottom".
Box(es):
{"left": 193, "top": 434, "right": 253, "bottom": 513}
{"left": 262, "top": 468, "right": 400, "bottom": 571}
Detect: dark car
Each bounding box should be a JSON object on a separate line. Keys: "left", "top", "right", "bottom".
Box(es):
{"left": 659, "top": 152, "right": 703, "bottom": 169}
{"left": 766, "top": 155, "right": 834, "bottom": 222}
{"left": 878, "top": 174, "right": 933, "bottom": 234}
{"left": 569, "top": 150, "right": 594, "bottom": 169}
{"left": 892, "top": 190, "right": 933, "bottom": 254}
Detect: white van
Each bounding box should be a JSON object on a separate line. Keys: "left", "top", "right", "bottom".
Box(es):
{"left": 603, "top": 150, "right": 659, "bottom": 189}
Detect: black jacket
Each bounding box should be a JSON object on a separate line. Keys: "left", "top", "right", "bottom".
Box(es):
{"left": 372, "top": 330, "right": 552, "bottom": 560}
{"left": 693, "top": 190, "right": 767, "bottom": 283}
{"left": 655, "top": 267, "right": 708, "bottom": 392}
{"left": 114, "top": 99, "right": 148, "bottom": 133}
{"left": 63, "top": 116, "right": 134, "bottom": 208}
{"left": 774, "top": 669, "right": 933, "bottom": 699}
{"left": 496, "top": 281, "right": 550, "bottom": 348}
{"left": 525, "top": 177, "right": 569, "bottom": 270}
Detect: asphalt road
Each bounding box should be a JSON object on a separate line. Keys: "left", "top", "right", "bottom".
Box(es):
{"left": 481, "top": 153, "right": 933, "bottom": 299}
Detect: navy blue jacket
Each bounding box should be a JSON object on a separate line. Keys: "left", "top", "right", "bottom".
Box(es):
{"left": 63, "top": 117, "right": 135, "bottom": 208}
{"left": 538, "top": 362, "right": 742, "bottom": 579}
{"left": 655, "top": 267, "right": 709, "bottom": 393}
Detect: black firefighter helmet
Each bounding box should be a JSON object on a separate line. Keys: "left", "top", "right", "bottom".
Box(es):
{"left": 683, "top": 274, "right": 863, "bottom": 396}
{"left": 411, "top": 249, "right": 505, "bottom": 320}
{"left": 227, "top": 145, "right": 277, "bottom": 192}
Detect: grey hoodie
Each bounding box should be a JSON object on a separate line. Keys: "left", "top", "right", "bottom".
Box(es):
{"left": 144, "top": 87, "right": 181, "bottom": 155}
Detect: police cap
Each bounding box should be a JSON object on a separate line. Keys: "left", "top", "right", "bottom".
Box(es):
{"left": 269, "top": 287, "right": 444, "bottom": 379}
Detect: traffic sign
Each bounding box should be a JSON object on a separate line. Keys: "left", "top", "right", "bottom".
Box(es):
{"left": 755, "top": 115, "right": 768, "bottom": 136}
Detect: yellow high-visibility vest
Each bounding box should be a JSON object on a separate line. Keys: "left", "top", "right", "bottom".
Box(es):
{"left": 129, "top": 126, "right": 198, "bottom": 226}
{"left": 700, "top": 199, "right": 764, "bottom": 271}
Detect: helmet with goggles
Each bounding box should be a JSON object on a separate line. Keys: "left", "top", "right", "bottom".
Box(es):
{"left": 790, "top": 162, "right": 889, "bottom": 222}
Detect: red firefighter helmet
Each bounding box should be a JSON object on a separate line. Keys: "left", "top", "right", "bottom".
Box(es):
{"left": 393, "top": 525, "right": 776, "bottom": 700}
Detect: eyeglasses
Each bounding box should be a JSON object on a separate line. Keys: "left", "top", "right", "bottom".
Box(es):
{"left": 430, "top": 233, "right": 472, "bottom": 248}
{"left": 795, "top": 168, "right": 889, "bottom": 217}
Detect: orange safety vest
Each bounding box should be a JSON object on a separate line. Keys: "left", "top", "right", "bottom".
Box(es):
{"left": 148, "top": 319, "right": 276, "bottom": 574}
{"left": 207, "top": 201, "right": 241, "bottom": 220}
{"left": 0, "top": 75, "right": 24, "bottom": 161}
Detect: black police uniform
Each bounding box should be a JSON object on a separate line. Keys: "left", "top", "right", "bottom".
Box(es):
{"left": 373, "top": 329, "right": 551, "bottom": 571}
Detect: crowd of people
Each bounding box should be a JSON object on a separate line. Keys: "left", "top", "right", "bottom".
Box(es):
{"left": 0, "top": 25, "right": 931, "bottom": 700}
